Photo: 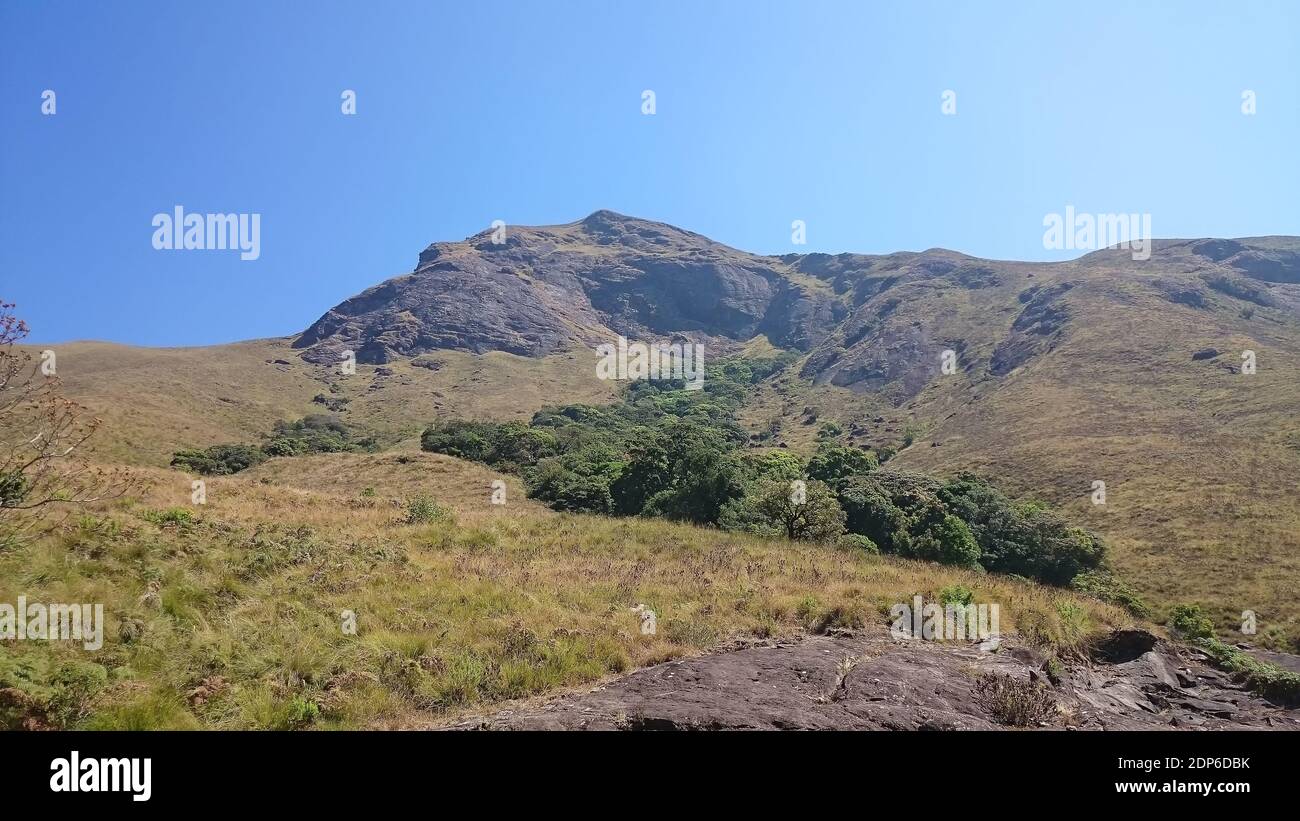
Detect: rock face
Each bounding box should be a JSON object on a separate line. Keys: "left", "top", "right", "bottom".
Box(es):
{"left": 293, "top": 212, "right": 1300, "bottom": 402}
{"left": 293, "top": 211, "right": 845, "bottom": 365}
{"left": 453, "top": 628, "right": 1300, "bottom": 731}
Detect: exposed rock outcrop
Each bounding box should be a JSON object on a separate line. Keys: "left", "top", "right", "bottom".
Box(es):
{"left": 455, "top": 628, "right": 1300, "bottom": 731}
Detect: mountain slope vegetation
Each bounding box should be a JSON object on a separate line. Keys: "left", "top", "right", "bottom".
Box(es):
{"left": 24, "top": 212, "right": 1300, "bottom": 648}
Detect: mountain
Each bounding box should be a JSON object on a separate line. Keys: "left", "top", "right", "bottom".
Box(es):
{"left": 292, "top": 210, "right": 846, "bottom": 364}
{"left": 33, "top": 212, "right": 1300, "bottom": 646}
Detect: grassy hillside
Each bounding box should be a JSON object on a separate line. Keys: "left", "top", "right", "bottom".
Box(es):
{"left": 739, "top": 258, "right": 1300, "bottom": 649}
{"left": 0, "top": 451, "right": 1129, "bottom": 730}
{"left": 20, "top": 339, "right": 616, "bottom": 465}
{"left": 21, "top": 231, "right": 1300, "bottom": 653}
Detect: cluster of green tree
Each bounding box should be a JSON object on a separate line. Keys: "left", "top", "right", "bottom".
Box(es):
{"left": 171, "top": 414, "right": 376, "bottom": 475}
{"left": 421, "top": 355, "right": 1106, "bottom": 587}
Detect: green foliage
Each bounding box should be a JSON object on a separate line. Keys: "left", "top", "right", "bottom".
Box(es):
{"left": 404, "top": 495, "right": 451, "bottom": 525}
{"left": 909, "top": 513, "right": 981, "bottom": 567}
{"left": 835, "top": 533, "right": 879, "bottom": 554}
{"left": 263, "top": 414, "right": 375, "bottom": 457}
{"left": 286, "top": 695, "right": 320, "bottom": 727}
{"left": 143, "top": 507, "right": 194, "bottom": 527}
{"left": 421, "top": 420, "right": 559, "bottom": 469}
{"left": 425, "top": 356, "right": 781, "bottom": 522}
{"left": 414, "top": 359, "right": 1102, "bottom": 586}
{"left": 816, "top": 420, "right": 843, "bottom": 441}
{"left": 938, "top": 473, "right": 1104, "bottom": 584}
{"left": 718, "top": 478, "right": 845, "bottom": 542}
{"left": 939, "top": 584, "right": 974, "bottom": 607}
{"left": 1196, "top": 637, "right": 1300, "bottom": 706}
{"left": 0, "top": 470, "right": 29, "bottom": 508}
{"left": 835, "top": 471, "right": 1101, "bottom": 584}
{"left": 0, "top": 655, "right": 109, "bottom": 729}
{"left": 1166, "top": 604, "right": 1300, "bottom": 705}
{"left": 732, "top": 450, "right": 805, "bottom": 484}
{"left": 1168, "top": 603, "right": 1216, "bottom": 640}
{"left": 1070, "top": 569, "right": 1151, "bottom": 618}
{"left": 837, "top": 472, "right": 941, "bottom": 554}
{"left": 634, "top": 421, "right": 744, "bottom": 524}
{"left": 172, "top": 415, "right": 374, "bottom": 474}
{"left": 806, "top": 442, "right": 878, "bottom": 487}
{"left": 170, "top": 443, "right": 266, "bottom": 475}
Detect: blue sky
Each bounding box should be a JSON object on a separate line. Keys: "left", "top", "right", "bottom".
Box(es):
{"left": 2, "top": 0, "right": 1297, "bottom": 346}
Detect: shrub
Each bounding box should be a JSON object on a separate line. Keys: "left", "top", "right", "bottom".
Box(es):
{"left": 1166, "top": 604, "right": 1300, "bottom": 705}
{"left": 143, "top": 507, "right": 194, "bottom": 527}
{"left": 835, "top": 533, "right": 879, "bottom": 554}
{"left": 548, "top": 475, "right": 614, "bottom": 514}
{"left": 170, "top": 443, "right": 266, "bottom": 475}
{"left": 1070, "top": 569, "right": 1150, "bottom": 618}
{"left": 901, "top": 424, "right": 920, "bottom": 447}
{"left": 939, "top": 584, "right": 974, "bottom": 607}
{"left": 939, "top": 473, "right": 1104, "bottom": 585}
{"left": 907, "top": 513, "right": 981, "bottom": 568}
{"left": 0, "top": 470, "right": 29, "bottom": 508}
{"left": 1168, "top": 603, "right": 1216, "bottom": 641}
{"left": 816, "top": 421, "right": 843, "bottom": 441}
{"left": 286, "top": 695, "right": 320, "bottom": 728}
{"left": 403, "top": 495, "right": 449, "bottom": 525}
{"left": 0, "top": 656, "right": 109, "bottom": 729}
{"left": 733, "top": 450, "right": 805, "bottom": 483}
{"left": 974, "top": 673, "right": 1057, "bottom": 727}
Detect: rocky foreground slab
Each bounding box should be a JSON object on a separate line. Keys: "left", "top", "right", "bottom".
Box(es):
{"left": 455, "top": 629, "right": 1300, "bottom": 730}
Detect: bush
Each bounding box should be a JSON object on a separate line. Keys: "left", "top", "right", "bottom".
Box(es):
{"left": 548, "top": 475, "right": 614, "bottom": 514}
{"left": 836, "top": 473, "right": 921, "bottom": 552}
{"left": 170, "top": 416, "right": 374, "bottom": 475}
{"left": 170, "top": 443, "right": 266, "bottom": 475}
{"left": 907, "top": 513, "right": 981, "bottom": 567}
{"left": 1168, "top": 603, "right": 1216, "bottom": 641}
{"left": 143, "top": 507, "right": 194, "bottom": 527}
{"left": 267, "top": 415, "right": 374, "bottom": 455}
{"left": 939, "top": 584, "right": 974, "bottom": 607}
{"left": 0, "top": 470, "right": 29, "bottom": 508}
{"left": 816, "top": 421, "right": 843, "bottom": 441}
{"left": 403, "top": 495, "right": 450, "bottom": 525}
{"left": 0, "top": 656, "right": 108, "bottom": 729}
{"left": 835, "top": 533, "right": 879, "bottom": 554}
{"left": 1070, "top": 569, "right": 1150, "bottom": 618}
{"left": 286, "top": 695, "right": 320, "bottom": 728}
{"left": 975, "top": 673, "right": 1057, "bottom": 727}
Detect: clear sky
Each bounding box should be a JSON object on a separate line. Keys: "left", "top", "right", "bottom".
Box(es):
{"left": 2, "top": 0, "right": 1298, "bottom": 346}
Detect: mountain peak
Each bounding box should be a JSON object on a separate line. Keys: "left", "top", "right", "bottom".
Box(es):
{"left": 580, "top": 208, "right": 634, "bottom": 225}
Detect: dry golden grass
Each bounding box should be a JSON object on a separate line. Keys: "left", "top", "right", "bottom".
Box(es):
{"left": 20, "top": 339, "right": 616, "bottom": 466}
{"left": 0, "top": 451, "right": 1130, "bottom": 730}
